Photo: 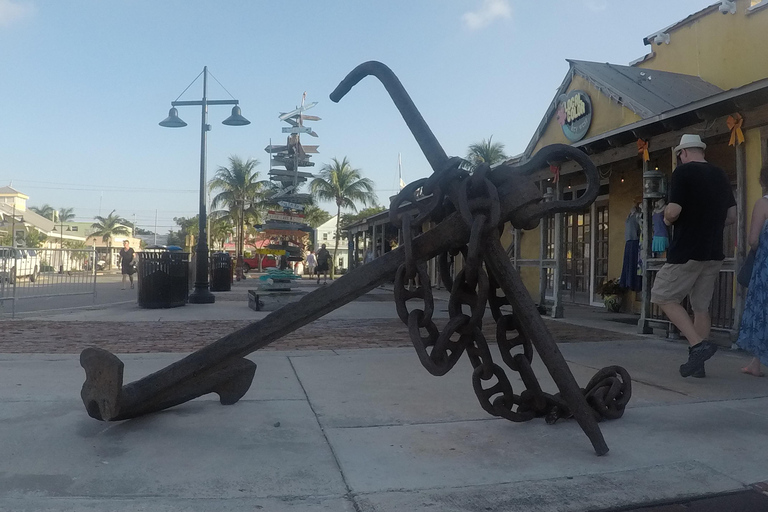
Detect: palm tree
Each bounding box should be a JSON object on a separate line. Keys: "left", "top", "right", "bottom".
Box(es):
{"left": 57, "top": 207, "right": 75, "bottom": 223}
{"left": 209, "top": 156, "right": 273, "bottom": 277}
{"left": 91, "top": 210, "right": 130, "bottom": 269}
{"left": 465, "top": 135, "right": 508, "bottom": 170}
{"left": 302, "top": 204, "right": 332, "bottom": 228}
{"left": 56, "top": 207, "right": 76, "bottom": 247}
{"left": 30, "top": 204, "right": 56, "bottom": 221}
{"left": 209, "top": 215, "right": 234, "bottom": 251}
{"left": 310, "top": 157, "right": 376, "bottom": 278}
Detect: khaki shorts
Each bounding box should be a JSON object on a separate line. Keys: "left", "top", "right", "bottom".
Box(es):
{"left": 650, "top": 260, "right": 723, "bottom": 312}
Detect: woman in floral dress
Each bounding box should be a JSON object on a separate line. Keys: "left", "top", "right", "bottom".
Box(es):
{"left": 737, "top": 164, "right": 768, "bottom": 377}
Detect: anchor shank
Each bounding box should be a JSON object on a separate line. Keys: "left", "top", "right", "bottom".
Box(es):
{"left": 483, "top": 237, "right": 609, "bottom": 456}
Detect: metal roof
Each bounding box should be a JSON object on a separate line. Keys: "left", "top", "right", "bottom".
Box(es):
{"left": 525, "top": 75, "right": 768, "bottom": 181}
{"left": 522, "top": 60, "right": 722, "bottom": 159}
{"left": 568, "top": 60, "right": 723, "bottom": 119}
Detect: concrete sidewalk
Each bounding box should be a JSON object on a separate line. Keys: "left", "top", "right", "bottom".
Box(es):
{"left": 2, "top": 281, "right": 767, "bottom": 511}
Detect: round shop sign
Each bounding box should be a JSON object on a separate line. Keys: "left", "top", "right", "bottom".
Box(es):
{"left": 556, "top": 90, "right": 593, "bottom": 142}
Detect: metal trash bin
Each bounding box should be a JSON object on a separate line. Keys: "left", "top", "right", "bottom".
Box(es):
{"left": 210, "top": 252, "right": 232, "bottom": 292}
{"left": 137, "top": 251, "right": 190, "bottom": 308}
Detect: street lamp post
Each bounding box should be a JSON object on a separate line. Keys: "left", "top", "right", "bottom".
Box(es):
{"left": 160, "top": 66, "right": 250, "bottom": 304}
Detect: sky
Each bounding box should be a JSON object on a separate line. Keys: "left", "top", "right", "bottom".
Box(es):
{"left": 0, "top": 0, "right": 714, "bottom": 236}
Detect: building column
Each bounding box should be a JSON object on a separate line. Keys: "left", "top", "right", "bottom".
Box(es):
{"left": 380, "top": 222, "right": 386, "bottom": 256}
{"left": 372, "top": 224, "right": 377, "bottom": 257}
{"left": 348, "top": 232, "right": 355, "bottom": 269}
{"left": 552, "top": 180, "right": 564, "bottom": 318}
{"left": 589, "top": 201, "right": 597, "bottom": 304}
{"left": 513, "top": 227, "right": 522, "bottom": 271}
{"left": 539, "top": 183, "right": 551, "bottom": 307}
{"left": 539, "top": 217, "right": 548, "bottom": 306}
{"left": 637, "top": 158, "right": 654, "bottom": 334}
{"left": 733, "top": 141, "right": 748, "bottom": 339}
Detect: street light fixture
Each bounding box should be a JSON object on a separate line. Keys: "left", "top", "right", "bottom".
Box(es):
{"left": 160, "top": 66, "right": 250, "bottom": 304}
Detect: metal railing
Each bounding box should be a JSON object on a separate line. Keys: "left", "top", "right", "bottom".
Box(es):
{"left": 0, "top": 247, "right": 97, "bottom": 317}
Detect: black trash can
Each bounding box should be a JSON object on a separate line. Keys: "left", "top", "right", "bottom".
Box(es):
{"left": 210, "top": 252, "right": 232, "bottom": 292}
{"left": 137, "top": 251, "right": 190, "bottom": 308}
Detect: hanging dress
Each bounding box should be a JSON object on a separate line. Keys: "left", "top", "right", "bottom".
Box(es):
{"left": 620, "top": 210, "right": 642, "bottom": 291}
{"left": 652, "top": 212, "right": 669, "bottom": 254}
{"left": 736, "top": 199, "right": 768, "bottom": 367}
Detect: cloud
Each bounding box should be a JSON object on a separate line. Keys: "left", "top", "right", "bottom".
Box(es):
{"left": 462, "top": 0, "right": 512, "bottom": 30}
{"left": 583, "top": 0, "right": 608, "bottom": 12}
{"left": 0, "top": 0, "right": 34, "bottom": 28}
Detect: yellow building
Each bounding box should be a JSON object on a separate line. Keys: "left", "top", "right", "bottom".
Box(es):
{"left": 516, "top": 0, "right": 768, "bottom": 336}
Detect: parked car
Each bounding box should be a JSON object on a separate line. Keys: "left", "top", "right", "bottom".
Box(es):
{"left": 242, "top": 254, "right": 278, "bottom": 272}
{"left": 0, "top": 246, "right": 40, "bottom": 283}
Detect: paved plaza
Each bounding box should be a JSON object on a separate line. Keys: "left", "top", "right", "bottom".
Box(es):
{"left": 1, "top": 278, "right": 767, "bottom": 511}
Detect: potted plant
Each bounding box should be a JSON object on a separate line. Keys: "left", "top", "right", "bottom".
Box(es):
{"left": 597, "top": 278, "right": 626, "bottom": 312}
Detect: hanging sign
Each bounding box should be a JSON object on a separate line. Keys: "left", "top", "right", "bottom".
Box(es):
{"left": 282, "top": 126, "right": 313, "bottom": 134}
{"left": 266, "top": 210, "right": 306, "bottom": 223}
{"left": 277, "top": 201, "right": 305, "bottom": 211}
{"left": 556, "top": 90, "right": 592, "bottom": 142}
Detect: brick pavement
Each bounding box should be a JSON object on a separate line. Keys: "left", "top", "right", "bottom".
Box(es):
{"left": 0, "top": 316, "right": 644, "bottom": 354}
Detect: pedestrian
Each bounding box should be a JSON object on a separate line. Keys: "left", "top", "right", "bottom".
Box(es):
{"left": 306, "top": 250, "right": 317, "bottom": 278}
{"left": 315, "top": 243, "right": 331, "bottom": 284}
{"left": 118, "top": 240, "right": 136, "bottom": 290}
{"left": 364, "top": 248, "right": 374, "bottom": 264}
{"left": 650, "top": 134, "right": 737, "bottom": 378}
{"left": 735, "top": 164, "right": 768, "bottom": 377}
{"left": 294, "top": 259, "right": 304, "bottom": 277}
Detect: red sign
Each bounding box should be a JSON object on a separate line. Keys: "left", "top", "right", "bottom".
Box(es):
{"left": 266, "top": 211, "right": 306, "bottom": 223}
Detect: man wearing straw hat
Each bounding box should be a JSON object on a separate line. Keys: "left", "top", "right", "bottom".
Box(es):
{"left": 651, "top": 134, "right": 737, "bottom": 378}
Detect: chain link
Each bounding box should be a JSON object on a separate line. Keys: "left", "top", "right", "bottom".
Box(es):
{"left": 584, "top": 366, "right": 632, "bottom": 420}
{"left": 389, "top": 156, "right": 631, "bottom": 427}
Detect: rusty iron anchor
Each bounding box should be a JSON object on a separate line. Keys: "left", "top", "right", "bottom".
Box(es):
{"left": 80, "top": 61, "right": 630, "bottom": 456}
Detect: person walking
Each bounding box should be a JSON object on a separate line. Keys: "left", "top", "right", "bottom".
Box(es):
{"left": 650, "top": 134, "right": 737, "bottom": 378}
{"left": 306, "top": 250, "right": 317, "bottom": 279}
{"left": 315, "top": 244, "right": 331, "bottom": 285}
{"left": 118, "top": 240, "right": 136, "bottom": 290}
{"left": 735, "top": 164, "right": 768, "bottom": 377}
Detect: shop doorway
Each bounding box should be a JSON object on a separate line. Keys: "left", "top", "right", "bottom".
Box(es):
{"left": 564, "top": 209, "right": 591, "bottom": 304}
{"left": 543, "top": 188, "right": 608, "bottom": 307}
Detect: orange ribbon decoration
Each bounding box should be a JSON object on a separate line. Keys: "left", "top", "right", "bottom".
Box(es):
{"left": 727, "top": 113, "right": 745, "bottom": 146}
{"left": 549, "top": 164, "right": 560, "bottom": 184}
{"left": 637, "top": 139, "right": 649, "bottom": 162}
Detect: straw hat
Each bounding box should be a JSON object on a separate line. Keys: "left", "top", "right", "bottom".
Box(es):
{"left": 674, "top": 134, "right": 706, "bottom": 154}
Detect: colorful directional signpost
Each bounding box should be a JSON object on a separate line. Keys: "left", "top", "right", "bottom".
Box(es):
{"left": 259, "top": 94, "right": 321, "bottom": 268}
{"left": 265, "top": 95, "right": 320, "bottom": 212}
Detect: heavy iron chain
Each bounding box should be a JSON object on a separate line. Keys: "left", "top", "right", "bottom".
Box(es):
{"left": 391, "top": 162, "right": 631, "bottom": 424}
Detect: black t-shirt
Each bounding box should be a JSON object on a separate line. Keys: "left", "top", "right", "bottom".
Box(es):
{"left": 119, "top": 247, "right": 135, "bottom": 266}
{"left": 667, "top": 161, "right": 736, "bottom": 264}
